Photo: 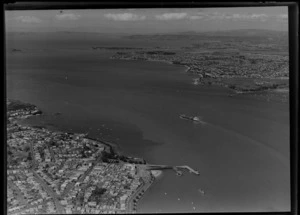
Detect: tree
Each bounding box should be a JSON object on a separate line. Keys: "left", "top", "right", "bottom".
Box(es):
{"left": 27, "top": 152, "right": 32, "bottom": 161}
{"left": 92, "top": 187, "right": 107, "bottom": 201}
{"left": 23, "top": 145, "right": 30, "bottom": 152}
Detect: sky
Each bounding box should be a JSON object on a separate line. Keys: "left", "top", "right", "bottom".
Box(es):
{"left": 5, "top": 7, "right": 288, "bottom": 33}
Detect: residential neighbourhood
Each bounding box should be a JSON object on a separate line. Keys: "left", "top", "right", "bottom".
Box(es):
{"left": 7, "top": 101, "right": 155, "bottom": 214}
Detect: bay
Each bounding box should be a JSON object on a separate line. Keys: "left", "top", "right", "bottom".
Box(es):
{"left": 6, "top": 34, "right": 290, "bottom": 212}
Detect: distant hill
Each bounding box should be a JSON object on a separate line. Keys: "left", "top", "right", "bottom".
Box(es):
{"left": 124, "top": 29, "right": 288, "bottom": 41}
{"left": 197, "top": 29, "right": 288, "bottom": 37}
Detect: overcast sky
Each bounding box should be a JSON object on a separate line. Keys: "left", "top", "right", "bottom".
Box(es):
{"left": 5, "top": 7, "right": 288, "bottom": 33}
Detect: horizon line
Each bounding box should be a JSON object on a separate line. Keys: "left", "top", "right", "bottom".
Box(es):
{"left": 5, "top": 28, "right": 289, "bottom": 34}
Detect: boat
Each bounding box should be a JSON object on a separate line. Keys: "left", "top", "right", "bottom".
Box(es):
{"left": 179, "top": 114, "right": 201, "bottom": 122}
{"left": 198, "top": 189, "right": 205, "bottom": 195}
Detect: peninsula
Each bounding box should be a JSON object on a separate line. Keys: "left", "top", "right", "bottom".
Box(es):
{"left": 110, "top": 30, "right": 289, "bottom": 103}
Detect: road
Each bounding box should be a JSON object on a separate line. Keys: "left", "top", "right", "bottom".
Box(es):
{"left": 126, "top": 167, "right": 154, "bottom": 213}
{"left": 61, "top": 155, "right": 102, "bottom": 198}
{"left": 29, "top": 141, "right": 65, "bottom": 214}
{"left": 9, "top": 199, "right": 52, "bottom": 215}
{"left": 30, "top": 169, "right": 65, "bottom": 214}
{"left": 29, "top": 142, "right": 38, "bottom": 169}
{"left": 7, "top": 181, "right": 27, "bottom": 206}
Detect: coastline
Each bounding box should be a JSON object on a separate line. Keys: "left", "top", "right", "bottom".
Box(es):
{"left": 111, "top": 56, "right": 191, "bottom": 73}
{"left": 110, "top": 53, "right": 288, "bottom": 101}
{"left": 139, "top": 58, "right": 191, "bottom": 73}
{"left": 127, "top": 168, "right": 162, "bottom": 213}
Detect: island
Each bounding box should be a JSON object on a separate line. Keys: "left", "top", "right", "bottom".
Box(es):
{"left": 6, "top": 99, "right": 199, "bottom": 214}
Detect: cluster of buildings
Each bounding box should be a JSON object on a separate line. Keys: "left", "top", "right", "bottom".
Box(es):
{"left": 60, "top": 163, "right": 151, "bottom": 214}
{"left": 111, "top": 49, "right": 289, "bottom": 80}
{"left": 183, "top": 39, "right": 287, "bottom": 52}
{"left": 7, "top": 169, "right": 53, "bottom": 214}
{"left": 7, "top": 100, "right": 155, "bottom": 214}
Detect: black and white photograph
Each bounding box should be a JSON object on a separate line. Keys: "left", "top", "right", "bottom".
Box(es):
{"left": 5, "top": 2, "right": 296, "bottom": 214}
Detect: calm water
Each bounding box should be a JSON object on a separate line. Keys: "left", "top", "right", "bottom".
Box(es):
{"left": 6, "top": 33, "right": 290, "bottom": 212}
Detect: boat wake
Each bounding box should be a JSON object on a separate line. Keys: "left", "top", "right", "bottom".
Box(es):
{"left": 193, "top": 116, "right": 207, "bottom": 125}
{"left": 203, "top": 121, "right": 289, "bottom": 167}
{"left": 179, "top": 114, "right": 288, "bottom": 167}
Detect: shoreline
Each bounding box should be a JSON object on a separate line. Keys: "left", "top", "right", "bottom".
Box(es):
{"left": 110, "top": 55, "right": 288, "bottom": 100}
{"left": 127, "top": 169, "right": 162, "bottom": 213}
{"left": 111, "top": 56, "right": 191, "bottom": 73}
{"left": 136, "top": 58, "right": 191, "bottom": 73}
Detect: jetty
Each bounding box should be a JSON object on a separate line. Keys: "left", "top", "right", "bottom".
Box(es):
{"left": 176, "top": 165, "right": 200, "bottom": 175}
{"left": 144, "top": 164, "right": 199, "bottom": 176}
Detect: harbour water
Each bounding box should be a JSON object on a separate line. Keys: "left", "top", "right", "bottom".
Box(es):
{"left": 6, "top": 33, "right": 290, "bottom": 212}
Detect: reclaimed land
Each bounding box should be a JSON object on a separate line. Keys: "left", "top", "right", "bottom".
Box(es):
{"left": 6, "top": 99, "right": 170, "bottom": 214}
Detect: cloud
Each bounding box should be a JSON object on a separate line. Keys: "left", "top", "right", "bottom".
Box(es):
{"left": 189, "top": 15, "right": 204, "bottom": 20}
{"left": 55, "top": 13, "right": 81, "bottom": 20}
{"left": 202, "top": 12, "right": 269, "bottom": 21}
{"left": 276, "top": 14, "right": 288, "bottom": 23}
{"left": 249, "top": 14, "right": 268, "bottom": 19}
{"left": 155, "top": 13, "right": 188, "bottom": 20}
{"left": 15, "top": 16, "right": 41, "bottom": 23}
{"left": 104, "top": 13, "right": 146, "bottom": 21}
{"left": 277, "top": 14, "right": 288, "bottom": 19}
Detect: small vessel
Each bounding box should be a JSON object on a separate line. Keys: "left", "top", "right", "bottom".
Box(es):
{"left": 180, "top": 114, "right": 201, "bottom": 122}
{"left": 198, "top": 189, "right": 205, "bottom": 195}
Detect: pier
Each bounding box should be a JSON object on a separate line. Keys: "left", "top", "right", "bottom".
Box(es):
{"left": 144, "top": 164, "right": 199, "bottom": 176}
{"left": 176, "top": 165, "right": 200, "bottom": 175}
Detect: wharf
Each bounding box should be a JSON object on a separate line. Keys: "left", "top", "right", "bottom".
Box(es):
{"left": 144, "top": 164, "right": 199, "bottom": 176}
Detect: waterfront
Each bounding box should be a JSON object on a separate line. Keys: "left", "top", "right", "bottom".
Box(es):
{"left": 6, "top": 33, "right": 290, "bottom": 213}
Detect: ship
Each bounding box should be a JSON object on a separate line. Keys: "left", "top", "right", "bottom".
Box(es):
{"left": 179, "top": 114, "right": 201, "bottom": 122}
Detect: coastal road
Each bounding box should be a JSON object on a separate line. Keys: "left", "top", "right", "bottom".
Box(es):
{"left": 126, "top": 167, "right": 154, "bottom": 213}
{"left": 128, "top": 180, "right": 154, "bottom": 214}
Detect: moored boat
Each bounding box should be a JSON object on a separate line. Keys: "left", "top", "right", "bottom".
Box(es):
{"left": 179, "top": 114, "right": 201, "bottom": 122}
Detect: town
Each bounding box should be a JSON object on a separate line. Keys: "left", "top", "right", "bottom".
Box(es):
{"left": 6, "top": 100, "right": 162, "bottom": 214}
{"left": 111, "top": 50, "right": 288, "bottom": 86}
{"left": 110, "top": 35, "right": 289, "bottom": 102}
